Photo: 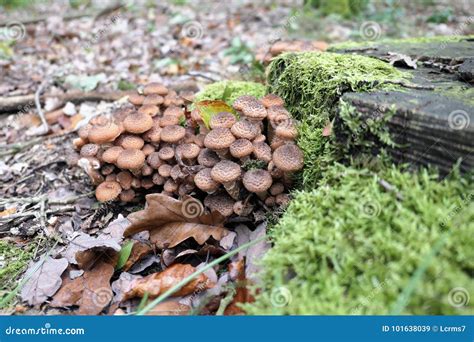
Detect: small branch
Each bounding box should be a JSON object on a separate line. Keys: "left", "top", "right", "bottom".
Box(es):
{"left": 32, "top": 81, "right": 49, "bottom": 136}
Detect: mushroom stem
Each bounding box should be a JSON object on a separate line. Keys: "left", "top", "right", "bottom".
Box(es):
{"left": 222, "top": 181, "right": 241, "bottom": 200}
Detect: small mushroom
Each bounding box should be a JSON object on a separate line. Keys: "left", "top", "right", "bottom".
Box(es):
{"left": 233, "top": 95, "right": 257, "bottom": 112}
{"left": 272, "top": 144, "right": 304, "bottom": 184}
{"left": 264, "top": 196, "right": 276, "bottom": 207}
{"left": 116, "top": 149, "right": 146, "bottom": 170}
{"left": 158, "top": 146, "right": 175, "bottom": 161}
{"left": 233, "top": 200, "right": 254, "bottom": 216}
{"left": 141, "top": 177, "right": 154, "bottom": 189}
{"left": 211, "top": 160, "right": 241, "bottom": 200}
{"left": 159, "top": 115, "right": 180, "bottom": 127}
{"left": 120, "top": 134, "right": 145, "bottom": 150}
{"left": 275, "top": 193, "right": 291, "bottom": 207}
{"left": 117, "top": 171, "right": 133, "bottom": 190}
{"left": 142, "top": 144, "right": 155, "bottom": 156}
{"left": 95, "top": 181, "right": 122, "bottom": 202}
{"left": 260, "top": 94, "right": 284, "bottom": 108}
{"left": 194, "top": 168, "right": 219, "bottom": 194}
{"left": 209, "top": 112, "right": 237, "bottom": 129}
{"left": 138, "top": 104, "right": 160, "bottom": 116}
{"left": 123, "top": 112, "right": 154, "bottom": 134}
{"left": 252, "top": 141, "right": 272, "bottom": 163}
{"left": 80, "top": 143, "right": 99, "bottom": 157}
{"left": 204, "top": 127, "right": 235, "bottom": 158}
{"left": 158, "top": 164, "right": 172, "bottom": 178}
{"left": 242, "top": 169, "right": 273, "bottom": 200}
{"left": 204, "top": 192, "right": 235, "bottom": 217}
{"left": 142, "top": 122, "right": 162, "bottom": 143}
{"left": 241, "top": 99, "right": 267, "bottom": 124}
{"left": 230, "top": 119, "right": 259, "bottom": 140}
{"left": 141, "top": 163, "right": 154, "bottom": 176}
{"left": 197, "top": 148, "right": 220, "bottom": 167}
{"left": 275, "top": 120, "right": 298, "bottom": 141}
{"left": 102, "top": 146, "right": 124, "bottom": 164}
{"left": 269, "top": 182, "right": 285, "bottom": 196}
{"left": 152, "top": 173, "right": 165, "bottom": 185}
{"left": 88, "top": 122, "right": 121, "bottom": 144}
{"left": 101, "top": 164, "right": 115, "bottom": 176}
{"left": 128, "top": 93, "right": 145, "bottom": 106}
{"left": 163, "top": 106, "right": 184, "bottom": 118}
{"left": 144, "top": 82, "right": 168, "bottom": 96}
{"left": 105, "top": 173, "right": 117, "bottom": 182}
{"left": 160, "top": 125, "right": 186, "bottom": 144}
{"left": 229, "top": 139, "right": 253, "bottom": 162}
{"left": 178, "top": 143, "right": 201, "bottom": 165}
{"left": 143, "top": 94, "right": 164, "bottom": 106}
{"left": 163, "top": 179, "right": 178, "bottom": 193}
{"left": 120, "top": 189, "right": 135, "bottom": 202}
{"left": 146, "top": 152, "right": 163, "bottom": 169}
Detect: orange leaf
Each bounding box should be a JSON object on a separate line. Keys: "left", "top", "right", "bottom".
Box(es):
{"left": 124, "top": 264, "right": 213, "bottom": 299}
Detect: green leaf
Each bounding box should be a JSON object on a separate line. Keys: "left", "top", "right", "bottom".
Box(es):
{"left": 64, "top": 73, "right": 106, "bottom": 92}
{"left": 194, "top": 100, "right": 236, "bottom": 129}
{"left": 116, "top": 240, "right": 134, "bottom": 270}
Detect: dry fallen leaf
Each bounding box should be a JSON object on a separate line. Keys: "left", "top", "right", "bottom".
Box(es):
{"left": 145, "top": 299, "right": 190, "bottom": 316}
{"left": 124, "top": 264, "right": 213, "bottom": 299}
{"left": 124, "top": 194, "right": 229, "bottom": 249}
{"left": 62, "top": 232, "right": 121, "bottom": 265}
{"left": 21, "top": 257, "right": 69, "bottom": 306}
{"left": 123, "top": 241, "right": 153, "bottom": 271}
{"left": 224, "top": 259, "right": 254, "bottom": 315}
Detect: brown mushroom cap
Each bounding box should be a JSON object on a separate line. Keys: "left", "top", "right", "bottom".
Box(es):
{"left": 253, "top": 141, "right": 272, "bottom": 162}
{"left": 120, "top": 134, "right": 145, "bottom": 150}
{"left": 209, "top": 112, "right": 237, "bottom": 129}
{"left": 233, "top": 95, "right": 257, "bottom": 112}
{"left": 163, "top": 106, "right": 184, "bottom": 118}
{"left": 101, "top": 164, "right": 115, "bottom": 176}
{"left": 159, "top": 115, "right": 180, "bottom": 127}
{"left": 273, "top": 144, "right": 304, "bottom": 172}
{"left": 243, "top": 169, "right": 273, "bottom": 193}
{"left": 117, "top": 171, "right": 133, "bottom": 190}
{"left": 270, "top": 182, "right": 285, "bottom": 196}
{"left": 158, "top": 164, "right": 172, "bottom": 177}
{"left": 264, "top": 196, "right": 276, "bottom": 207}
{"left": 211, "top": 160, "right": 241, "bottom": 184}
{"left": 147, "top": 152, "right": 162, "bottom": 169}
{"left": 180, "top": 143, "right": 201, "bottom": 160}
{"left": 78, "top": 125, "right": 91, "bottom": 140}
{"left": 88, "top": 122, "right": 121, "bottom": 144}
{"left": 163, "top": 179, "right": 178, "bottom": 193}
{"left": 120, "top": 189, "right": 135, "bottom": 202}
{"left": 144, "top": 82, "right": 168, "bottom": 96}
{"left": 158, "top": 146, "right": 175, "bottom": 161}
{"left": 275, "top": 193, "right": 290, "bottom": 207}
{"left": 152, "top": 173, "right": 165, "bottom": 185}
{"left": 204, "top": 192, "right": 235, "bottom": 217}
{"left": 128, "top": 93, "right": 145, "bottom": 106}
{"left": 95, "top": 181, "right": 122, "bottom": 202}
{"left": 143, "top": 123, "right": 162, "bottom": 143}
{"left": 267, "top": 105, "right": 290, "bottom": 121}
{"left": 142, "top": 144, "right": 155, "bottom": 156}
{"left": 253, "top": 134, "right": 266, "bottom": 143}
{"left": 138, "top": 104, "right": 160, "bottom": 116}
{"left": 102, "top": 146, "right": 124, "bottom": 164}
{"left": 231, "top": 119, "right": 259, "bottom": 140}
{"left": 160, "top": 125, "right": 186, "bottom": 143}
{"left": 204, "top": 127, "right": 236, "bottom": 150}
{"left": 275, "top": 120, "right": 298, "bottom": 140}
{"left": 194, "top": 168, "right": 219, "bottom": 193}
{"left": 116, "top": 149, "right": 146, "bottom": 170}
{"left": 260, "top": 94, "right": 284, "bottom": 108}
{"left": 198, "top": 148, "right": 220, "bottom": 167}
{"left": 230, "top": 139, "right": 253, "bottom": 159}
{"left": 241, "top": 100, "right": 267, "bottom": 121}
{"left": 143, "top": 94, "right": 164, "bottom": 106}
{"left": 123, "top": 112, "right": 154, "bottom": 134}
{"left": 80, "top": 143, "right": 99, "bottom": 157}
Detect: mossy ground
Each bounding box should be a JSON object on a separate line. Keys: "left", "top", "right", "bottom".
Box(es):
{"left": 0, "top": 240, "right": 35, "bottom": 301}
{"left": 245, "top": 164, "right": 474, "bottom": 315}
{"left": 194, "top": 81, "right": 266, "bottom": 106}
{"left": 267, "top": 51, "right": 408, "bottom": 187}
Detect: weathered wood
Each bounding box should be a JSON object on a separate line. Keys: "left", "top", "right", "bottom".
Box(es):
{"left": 335, "top": 39, "right": 474, "bottom": 174}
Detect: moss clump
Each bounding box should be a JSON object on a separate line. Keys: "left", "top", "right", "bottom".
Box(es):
{"left": 244, "top": 164, "right": 474, "bottom": 315}
{"left": 194, "top": 81, "right": 266, "bottom": 106}
{"left": 267, "top": 51, "right": 409, "bottom": 187}
{"left": 329, "top": 35, "right": 474, "bottom": 51}
{"left": 0, "top": 240, "right": 35, "bottom": 298}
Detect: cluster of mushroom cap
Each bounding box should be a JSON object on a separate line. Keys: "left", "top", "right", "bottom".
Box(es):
{"left": 74, "top": 85, "right": 303, "bottom": 219}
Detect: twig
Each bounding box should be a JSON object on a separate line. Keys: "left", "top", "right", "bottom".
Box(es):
{"left": 0, "top": 206, "right": 75, "bottom": 222}
{"left": 33, "top": 81, "right": 49, "bottom": 135}
{"left": 186, "top": 71, "right": 221, "bottom": 82}
{"left": 0, "top": 137, "right": 43, "bottom": 157}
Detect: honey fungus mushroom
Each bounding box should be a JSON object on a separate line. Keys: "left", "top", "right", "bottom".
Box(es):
{"left": 194, "top": 168, "right": 219, "bottom": 194}
{"left": 88, "top": 122, "right": 121, "bottom": 144}
{"left": 116, "top": 149, "right": 146, "bottom": 170}
{"left": 209, "top": 112, "right": 237, "bottom": 129}
{"left": 230, "top": 139, "right": 253, "bottom": 162}
{"left": 204, "top": 192, "right": 235, "bottom": 217}
{"left": 123, "top": 112, "right": 154, "bottom": 134}
{"left": 260, "top": 94, "right": 284, "bottom": 108}
{"left": 204, "top": 127, "right": 236, "bottom": 158}
{"left": 211, "top": 160, "right": 241, "bottom": 200}
{"left": 243, "top": 169, "right": 273, "bottom": 200}
{"left": 95, "top": 181, "right": 122, "bottom": 202}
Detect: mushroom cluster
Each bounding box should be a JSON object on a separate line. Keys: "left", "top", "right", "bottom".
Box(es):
{"left": 74, "top": 84, "right": 303, "bottom": 218}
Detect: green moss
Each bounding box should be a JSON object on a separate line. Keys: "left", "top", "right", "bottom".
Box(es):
{"left": 245, "top": 164, "right": 474, "bottom": 315}
{"left": 0, "top": 240, "right": 35, "bottom": 297}
{"left": 437, "top": 85, "right": 474, "bottom": 107}
{"left": 329, "top": 35, "right": 474, "bottom": 51}
{"left": 267, "top": 51, "right": 409, "bottom": 187}
{"left": 194, "top": 81, "right": 266, "bottom": 106}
